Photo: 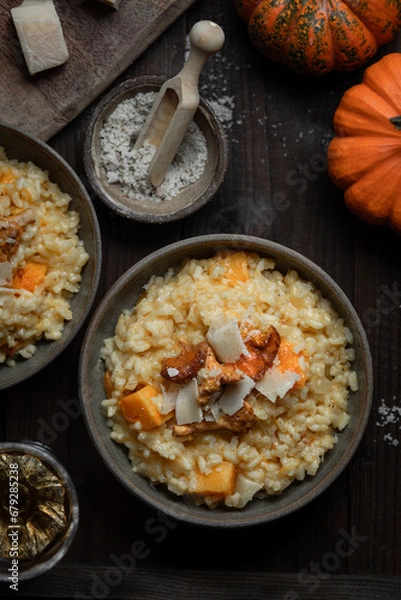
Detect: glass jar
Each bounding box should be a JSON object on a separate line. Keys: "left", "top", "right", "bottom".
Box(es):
{"left": 0, "top": 441, "right": 79, "bottom": 582}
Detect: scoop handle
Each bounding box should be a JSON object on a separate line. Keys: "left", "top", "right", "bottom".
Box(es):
{"left": 147, "top": 21, "right": 224, "bottom": 187}
{"left": 135, "top": 21, "right": 225, "bottom": 188}
{"left": 180, "top": 21, "right": 225, "bottom": 93}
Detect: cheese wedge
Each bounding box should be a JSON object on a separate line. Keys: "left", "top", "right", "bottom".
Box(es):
{"left": 11, "top": 0, "right": 69, "bottom": 75}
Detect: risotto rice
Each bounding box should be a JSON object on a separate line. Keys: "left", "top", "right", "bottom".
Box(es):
{"left": 101, "top": 251, "right": 358, "bottom": 509}
{"left": 0, "top": 148, "right": 89, "bottom": 365}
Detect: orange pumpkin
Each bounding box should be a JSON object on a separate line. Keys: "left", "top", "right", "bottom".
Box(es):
{"left": 328, "top": 53, "right": 401, "bottom": 234}
{"left": 233, "top": 0, "right": 401, "bottom": 76}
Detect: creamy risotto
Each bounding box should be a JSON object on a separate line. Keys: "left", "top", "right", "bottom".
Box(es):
{"left": 101, "top": 251, "right": 358, "bottom": 509}
{"left": 0, "top": 148, "right": 89, "bottom": 365}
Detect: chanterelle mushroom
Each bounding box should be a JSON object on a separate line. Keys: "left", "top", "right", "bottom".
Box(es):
{"left": 197, "top": 344, "right": 244, "bottom": 406}
{"left": 160, "top": 324, "right": 282, "bottom": 437}
{"left": 235, "top": 325, "right": 281, "bottom": 381}
{"left": 0, "top": 209, "right": 35, "bottom": 262}
{"left": 161, "top": 341, "right": 209, "bottom": 384}
{"left": 172, "top": 400, "right": 255, "bottom": 437}
{"left": 0, "top": 221, "right": 22, "bottom": 262}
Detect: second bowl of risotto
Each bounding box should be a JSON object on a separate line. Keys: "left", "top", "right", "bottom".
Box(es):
{"left": 0, "top": 123, "right": 101, "bottom": 391}
{"left": 79, "top": 235, "right": 372, "bottom": 527}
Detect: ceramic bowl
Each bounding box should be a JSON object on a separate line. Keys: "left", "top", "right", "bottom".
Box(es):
{"left": 0, "top": 122, "right": 102, "bottom": 391}
{"left": 0, "top": 441, "right": 79, "bottom": 581}
{"left": 78, "top": 234, "right": 373, "bottom": 527}
{"left": 83, "top": 76, "right": 229, "bottom": 223}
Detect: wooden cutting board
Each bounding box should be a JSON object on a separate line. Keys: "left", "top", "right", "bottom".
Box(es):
{"left": 0, "top": 0, "right": 197, "bottom": 141}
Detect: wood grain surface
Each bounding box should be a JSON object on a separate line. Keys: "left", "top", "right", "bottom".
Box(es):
{"left": 8, "top": 567, "right": 401, "bottom": 599}
{"left": 0, "top": 0, "right": 196, "bottom": 140}
{"left": 1, "top": 0, "right": 401, "bottom": 596}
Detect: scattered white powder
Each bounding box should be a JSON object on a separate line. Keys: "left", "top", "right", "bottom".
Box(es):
{"left": 376, "top": 397, "right": 401, "bottom": 447}
{"left": 99, "top": 92, "right": 208, "bottom": 203}
{"left": 208, "top": 96, "right": 235, "bottom": 130}
{"left": 184, "top": 33, "right": 236, "bottom": 132}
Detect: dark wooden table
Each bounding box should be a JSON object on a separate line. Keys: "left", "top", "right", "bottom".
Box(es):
{"left": 2, "top": 1, "right": 401, "bottom": 597}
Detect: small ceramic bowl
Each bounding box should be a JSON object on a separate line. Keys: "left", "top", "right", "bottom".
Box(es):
{"left": 0, "top": 441, "right": 79, "bottom": 581}
{"left": 79, "top": 234, "right": 373, "bottom": 528}
{"left": 0, "top": 122, "right": 102, "bottom": 391}
{"left": 83, "top": 76, "right": 229, "bottom": 223}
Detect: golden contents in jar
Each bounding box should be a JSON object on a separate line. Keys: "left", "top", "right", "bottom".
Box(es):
{"left": 0, "top": 453, "right": 67, "bottom": 560}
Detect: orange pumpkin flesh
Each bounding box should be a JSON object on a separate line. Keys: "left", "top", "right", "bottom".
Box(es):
{"left": 328, "top": 53, "right": 401, "bottom": 234}
{"left": 233, "top": 0, "right": 401, "bottom": 76}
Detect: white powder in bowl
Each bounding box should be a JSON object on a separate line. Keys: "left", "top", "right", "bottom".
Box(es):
{"left": 99, "top": 92, "right": 208, "bottom": 203}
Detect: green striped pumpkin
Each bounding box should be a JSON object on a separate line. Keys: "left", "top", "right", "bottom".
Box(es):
{"left": 233, "top": 0, "right": 401, "bottom": 76}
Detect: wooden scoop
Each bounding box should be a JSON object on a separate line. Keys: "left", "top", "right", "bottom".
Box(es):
{"left": 133, "top": 20, "right": 225, "bottom": 188}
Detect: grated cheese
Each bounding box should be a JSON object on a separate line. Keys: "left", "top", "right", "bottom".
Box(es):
{"left": 99, "top": 92, "right": 208, "bottom": 204}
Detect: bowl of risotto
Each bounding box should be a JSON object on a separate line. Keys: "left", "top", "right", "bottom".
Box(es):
{"left": 79, "top": 234, "right": 372, "bottom": 527}
{"left": 0, "top": 122, "right": 101, "bottom": 390}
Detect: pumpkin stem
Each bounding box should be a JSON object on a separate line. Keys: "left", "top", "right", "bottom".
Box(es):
{"left": 389, "top": 116, "right": 401, "bottom": 130}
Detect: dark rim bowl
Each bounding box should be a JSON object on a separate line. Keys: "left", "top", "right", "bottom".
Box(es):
{"left": 78, "top": 234, "right": 373, "bottom": 528}
{"left": 0, "top": 122, "right": 102, "bottom": 391}
{"left": 0, "top": 441, "right": 79, "bottom": 581}
{"left": 83, "top": 76, "right": 229, "bottom": 224}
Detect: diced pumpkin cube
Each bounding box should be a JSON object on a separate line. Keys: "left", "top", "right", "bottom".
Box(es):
{"left": 194, "top": 462, "right": 236, "bottom": 496}
{"left": 223, "top": 252, "right": 249, "bottom": 285}
{"left": 276, "top": 341, "right": 307, "bottom": 389}
{"left": 120, "top": 384, "right": 172, "bottom": 430}
{"left": 12, "top": 261, "right": 47, "bottom": 292}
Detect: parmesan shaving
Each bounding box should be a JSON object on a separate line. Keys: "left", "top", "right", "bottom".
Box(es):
{"left": 227, "top": 475, "right": 264, "bottom": 508}
{"left": 255, "top": 367, "right": 300, "bottom": 403}
{"left": 203, "top": 412, "right": 216, "bottom": 422}
{"left": 206, "top": 317, "right": 248, "bottom": 363}
{"left": 160, "top": 383, "right": 181, "bottom": 415}
{"left": 175, "top": 378, "right": 203, "bottom": 425}
{"left": 216, "top": 375, "right": 255, "bottom": 416}
{"left": 210, "top": 400, "right": 222, "bottom": 422}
